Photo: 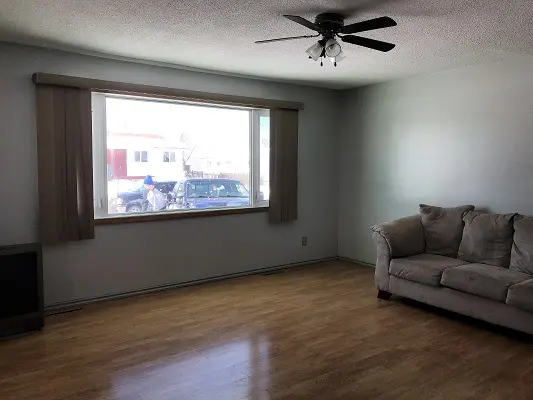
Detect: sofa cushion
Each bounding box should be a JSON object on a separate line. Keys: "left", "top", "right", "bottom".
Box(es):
{"left": 507, "top": 278, "right": 533, "bottom": 312}
{"left": 457, "top": 211, "right": 516, "bottom": 267}
{"left": 419, "top": 204, "right": 475, "bottom": 257}
{"left": 389, "top": 254, "right": 469, "bottom": 287}
{"left": 510, "top": 215, "right": 533, "bottom": 274}
{"left": 441, "top": 263, "right": 530, "bottom": 302}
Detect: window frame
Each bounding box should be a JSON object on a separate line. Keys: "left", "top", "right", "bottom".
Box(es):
{"left": 134, "top": 150, "right": 149, "bottom": 163}
{"left": 163, "top": 151, "right": 176, "bottom": 163}
{"left": 92, "top": 92, "right": 269, "bottom": 223}
{"left": 251, "top": 109, "right": 269, "bottom": 208}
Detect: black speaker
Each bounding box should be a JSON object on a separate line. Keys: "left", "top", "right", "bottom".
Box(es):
{"left": 0, "top": 243, "right": 44, "bottom": 338}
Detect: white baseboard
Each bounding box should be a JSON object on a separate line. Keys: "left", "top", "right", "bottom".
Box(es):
{"left": 45, "top": 257, "right": 338, "bottom": 314}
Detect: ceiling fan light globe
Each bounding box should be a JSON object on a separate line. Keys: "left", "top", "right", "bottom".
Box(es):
{"left": 324, "top": 39, "right": 342, "bottom": 57}
{"left": 336, "top": 50, "right": 346, "bottom": 62}
{"left": 305, "top": 42, "right": 323, "bottom": 61}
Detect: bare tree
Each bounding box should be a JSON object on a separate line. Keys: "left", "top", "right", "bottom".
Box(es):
{"left": 179, "top": 133, "right": 196, "bottom": 178}
{"left": 182, "top": 146, "right": 196, "bottom": 178}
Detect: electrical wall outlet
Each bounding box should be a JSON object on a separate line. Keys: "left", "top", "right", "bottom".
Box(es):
{"left": 302, "top": 236, "right": 308, "bottom": 246}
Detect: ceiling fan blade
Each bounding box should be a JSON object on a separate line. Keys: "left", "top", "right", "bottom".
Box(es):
{"left": 283, "top": 15, "right": 321, "bottom": 32}
{"left": 340, "top": 16, "right": 397, "bottom": 34}
{"left": 340, "top": 35, "right": 396, "bottom": 52}
{"left": 255, "top": 34, "right": 319, "bottom": 44}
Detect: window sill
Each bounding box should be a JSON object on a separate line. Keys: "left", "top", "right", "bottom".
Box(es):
{"left": 94, "top": 206, "right": 269, "bottom": 225}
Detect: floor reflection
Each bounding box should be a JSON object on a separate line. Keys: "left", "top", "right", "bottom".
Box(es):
{"left": 112, "top": 334, "right": 270, "bottom": 399}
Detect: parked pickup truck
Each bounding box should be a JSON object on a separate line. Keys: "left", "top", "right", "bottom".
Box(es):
{"left": 171, "top": 179, "right": 250, "bottom": 209}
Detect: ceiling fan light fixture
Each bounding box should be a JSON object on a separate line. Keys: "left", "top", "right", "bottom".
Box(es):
{"left": 305, "top": 42, "right": 323, "bottom": 61}
{"left": 330, "top": 49, "right": 346, "bottom": 63}
{"left": 324, "top": 39, "right": 342, "bottom": 58}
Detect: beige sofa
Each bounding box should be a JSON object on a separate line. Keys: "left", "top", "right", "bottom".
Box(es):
{"left": 372, "top": 205, "right": 533, "bottom": 335}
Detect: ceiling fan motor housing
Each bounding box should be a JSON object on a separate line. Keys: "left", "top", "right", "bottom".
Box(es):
{"left": 314, "top": 13, "right": 345, "bottom": 37}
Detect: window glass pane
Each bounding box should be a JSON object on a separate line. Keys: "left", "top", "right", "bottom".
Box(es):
{"left": 259, "top": 115, "right": 270, "bottom": 201}
{"left": 100, "top": 96, "right": 253, "bottom": 215}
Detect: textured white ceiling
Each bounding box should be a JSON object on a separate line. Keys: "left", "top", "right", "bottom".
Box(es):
{"left": 0, "top": 0, "right": 532, "bottom": 89}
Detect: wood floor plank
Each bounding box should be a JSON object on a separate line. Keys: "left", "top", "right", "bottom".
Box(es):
{"left": 0, "top": 262, "right": 532, "bottom": 399}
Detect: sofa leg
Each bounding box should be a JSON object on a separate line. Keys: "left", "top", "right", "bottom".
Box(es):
{"left": 377, "top": 290, "right": 392, "bottom": 300}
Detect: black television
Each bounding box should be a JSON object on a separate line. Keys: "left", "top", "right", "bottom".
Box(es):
{"left": 0, "top": 243, "right": 44, "bottom": 338}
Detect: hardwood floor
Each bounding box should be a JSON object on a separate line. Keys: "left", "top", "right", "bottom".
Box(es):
{"left": 1, "top": 261, "right": 533, "bottom": 400}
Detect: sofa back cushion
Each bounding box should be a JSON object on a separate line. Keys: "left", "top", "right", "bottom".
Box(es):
{"left": 419, "top": 204, "right": 475, "bottom": 257}
{"left": 458, "top": 211, "right": 516, "bottom": 267}
{"left": 510, "top": 215, "right": 533, "bottom": 274}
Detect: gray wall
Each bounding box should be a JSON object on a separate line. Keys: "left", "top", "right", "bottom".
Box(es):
{"left": 0, "top": 43, "right": 341, "bottom": 307}
{"left": 338, "top": 56, "right": 533, "bottom": 264}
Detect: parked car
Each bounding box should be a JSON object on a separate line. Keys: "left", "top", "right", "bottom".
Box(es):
{"left": 116, "top": 181, "right": 177, "bottom": 213}
{"left": 171, "top": 179, "right": 250, "bottom": 209}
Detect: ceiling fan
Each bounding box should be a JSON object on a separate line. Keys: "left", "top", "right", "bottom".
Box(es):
{"left": 255, "top": 13, "right": 397, "bottom": 66}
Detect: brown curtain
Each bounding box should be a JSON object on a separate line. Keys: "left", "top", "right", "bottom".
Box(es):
{"left": 35, "top": 85, "right": 94, "bottom": 244}
{"left": 269, "top": 109, "right": 299, "bottom": 224}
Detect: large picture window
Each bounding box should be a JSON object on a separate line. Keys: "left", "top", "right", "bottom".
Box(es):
{"left": 92, "top": 94, "right": 269, "bottom": 218}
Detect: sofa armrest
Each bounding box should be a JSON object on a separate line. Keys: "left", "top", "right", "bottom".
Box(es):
{"left": 373, "top": 231, "right": 392, "bottom": 292}
{"left": 371, "top": 215, "right": 425, "bottom": 258}
{"left": 371, "top": 215, "right": 425, "bottom": 292}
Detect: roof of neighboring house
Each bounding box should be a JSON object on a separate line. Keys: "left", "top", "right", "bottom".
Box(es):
{"left": 107, "top": 132, "right": 167, "bottom": 140}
